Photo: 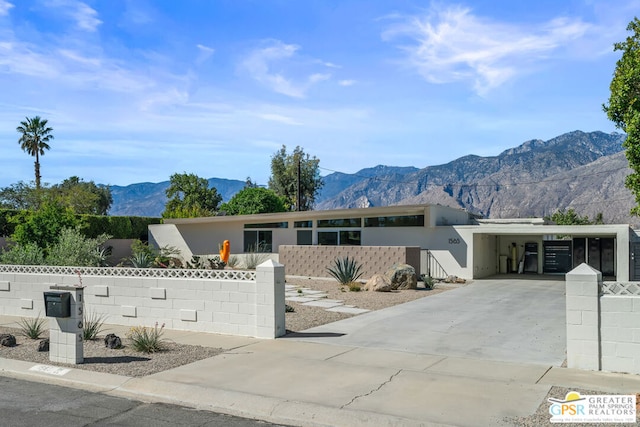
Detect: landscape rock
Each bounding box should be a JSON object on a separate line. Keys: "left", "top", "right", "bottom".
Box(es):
{"left": 364, "top": 274, "right": 394, "bottom": 292}
{"left": 385, "top": 264, "right": 418, "bottom": 290}
{"left": 104, "top": 333, "right": 122, "bottom": 349}
{"left": 38, "top": 338, "right": 49, "bottom": 352}
{"left": 444, "top": 275, "right": 466, "bottom": 284}
{"left": 0, "top": 333, "right": 16, "bottom": 347}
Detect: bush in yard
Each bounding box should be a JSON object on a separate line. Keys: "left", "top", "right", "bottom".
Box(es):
{"left": 45, "top": 228, "right": 111, "bottom": 266}
{"left": 18, "top": 315, "right": 46, "bottom": 339}
{"left": 83, "top": 310, "right": 107, "bottom": 341}
{"left": 0, "top": 241, "right": 45, "bottom": 265}
{"left": 127, "top": 322, "right": 165, "bottom": 353}
{"left": 327, "top": 256, "right": 364, "bottom": 285}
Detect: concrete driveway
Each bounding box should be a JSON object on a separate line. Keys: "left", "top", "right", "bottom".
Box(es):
{"left": 288, "top": 278, "right": 567, "bottom": 366}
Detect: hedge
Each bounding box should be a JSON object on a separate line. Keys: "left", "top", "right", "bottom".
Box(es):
{"left": 0, "top": 209, "right": 161, "bottom": 240}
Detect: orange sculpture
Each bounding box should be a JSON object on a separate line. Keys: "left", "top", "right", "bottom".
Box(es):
{"left": 219, "top": 240, "right": 230, "bottom": 264}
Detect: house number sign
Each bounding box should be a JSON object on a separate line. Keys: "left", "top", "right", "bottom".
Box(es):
{"left": 448, "top": 238, "right": 460, "bottom": 244}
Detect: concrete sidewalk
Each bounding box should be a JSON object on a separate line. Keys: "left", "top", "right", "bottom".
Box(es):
{"left": 2, "top": 317, "right": 640, "bottom": 427}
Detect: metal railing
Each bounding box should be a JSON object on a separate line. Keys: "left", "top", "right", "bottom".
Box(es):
{"left": 422, "top": 250, "right": 448, "bottom": 280}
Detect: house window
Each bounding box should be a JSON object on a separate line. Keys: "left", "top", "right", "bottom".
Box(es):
{"left": 317, "top": 231, "right": 361, "bottom": 246}
{"left": 317, "top": 218, "right": 361, "bottom": 228}
{"left": 244, "top": 222, "right": 288, "bottom": 229}
{"left": 364, "top": 215, "right": 425, "bottom": 227}
{"left": 294, "top": 220, "right": 312, "bottom": 228}
{"left": 297, "top": 230, "right": 312, "bottom": 245}
{"left": 243, "top": 230, "right": 273, "bottom": 252}
{"left": 318, "top": 231, "right": 338, "bottom": 245}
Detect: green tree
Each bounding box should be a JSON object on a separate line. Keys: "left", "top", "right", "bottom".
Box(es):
{"left": 50, "top": 176, "right": 112, "bottom": 215}
{"left": 162, "top": 173, "right": 222, "bottom": 218}
{"left": 604, "top": 17, "right": 640, "bottom": 215}
{"left": 16, "top": 116, "right": 54, "bottom": 190}
{"left": 268, "top": 145, "right": 323, "bottom": 211}
{"left": 220, "top": 187, "right": 288, "bottom": 215}
{"left": 0, "top": 181, "right": 40, "bottom": 210}
{"left": 545, "top": 208, "right": 600, "bottom": 225}
{"left": 10, "top": 202, "right": 78, "bottom": 249}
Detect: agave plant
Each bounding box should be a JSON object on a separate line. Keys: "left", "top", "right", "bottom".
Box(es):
{"left": 327, "top": 256, "right": 364, "bottom": 285}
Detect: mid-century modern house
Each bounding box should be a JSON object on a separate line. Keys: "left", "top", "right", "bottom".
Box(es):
{"left": 149, "top": 204, "right": 637, "bottom": 281}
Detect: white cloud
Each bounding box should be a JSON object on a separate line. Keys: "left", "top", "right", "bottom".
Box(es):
{"left": 339, "top": 79, "right": 356, "bottom": 86}
{"left": 241, "top": 40, "right": 332, "bottom": 98}
{"left": 196, "top": 43, "right": 215, "bottom": 64}
{"left": 382, "top": 4, "right": 591, "bottom": 95}
{"left": 257, "top": 113, "right": 301, "bottom": 125}
{"left": 45, "top": 0, "right": 102, "bottom": 32}
{"left": 0, "top": 0, "right": 13, "bottom": 16}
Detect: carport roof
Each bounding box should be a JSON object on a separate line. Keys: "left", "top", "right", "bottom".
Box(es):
{"left": 466, "top": 223, "right": 631, "bottom": 236}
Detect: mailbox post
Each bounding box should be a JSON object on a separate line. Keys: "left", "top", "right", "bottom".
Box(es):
{"left": 44, "top": 285, "right": 84, "bottom": 364}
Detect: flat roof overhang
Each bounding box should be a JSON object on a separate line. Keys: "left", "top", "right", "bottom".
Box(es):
{"left": 162, "top": 205, "right": 433, "bottom": 226}
{"left": 462, "top": 224, "right": 631, "bottom": 237}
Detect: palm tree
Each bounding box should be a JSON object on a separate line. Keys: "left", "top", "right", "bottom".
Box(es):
{"left": 17, "top": 116, "right": 54, "bottom": 189}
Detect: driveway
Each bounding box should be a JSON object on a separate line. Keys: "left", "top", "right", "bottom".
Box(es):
{"left": 288, "top": 278, "right": 567, "bottom": 366}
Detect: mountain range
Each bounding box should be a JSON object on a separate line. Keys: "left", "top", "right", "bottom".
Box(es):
{"left": 108, "top": 130, "right": 638, "bottom": 227}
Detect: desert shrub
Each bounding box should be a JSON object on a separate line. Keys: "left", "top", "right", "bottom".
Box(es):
{"left": 226, "top": 255, "right": 239, "bottom": 268}
{"left": 127, "top": 322, "right": 165, "bottom": 353}
{"left": 18, "top": 315, "right": 46, "bottom": 339}
{"left": 421, "top": 274, "right": 435, "bottom": 290}
{"left": 207, "top": 255, "right": 226, "bottom": 270}
{"left": 348, "top": 282, "right": 362, "bottom": 292}
{"left": 129, "top": 251, "right": 153, "bottom": 268}
{"left": 244, "top": 243, "right": 269, "bottom": 270}
{"left": 83, "top": 310, "right": 107, "bottom": 341}
{"left": 327, "top": 256, "right": 363, "bottom": 285}
{"left": 45, "top": 228, "right": 111, "bottom": 266}
{"left": 0, "top": 241, "right": 45, "bottom": 265}
{"left": 285, "top": 304, "right": 295, "bottom": 313}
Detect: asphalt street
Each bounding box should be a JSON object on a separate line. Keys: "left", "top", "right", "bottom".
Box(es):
{"left": 0, "top": 375, "right": 290, "bottom": 427}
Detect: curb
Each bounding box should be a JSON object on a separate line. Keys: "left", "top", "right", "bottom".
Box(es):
{"left": 0, "top": 356, "right": 454, "bottom": 427}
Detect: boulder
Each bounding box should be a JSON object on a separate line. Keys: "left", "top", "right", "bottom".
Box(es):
{"left": 445, "top": 275, "right": 466, "bottom": 284}
{"left": 38, "top": 338, "right": 50, "bottom": 352}
{"left": 0, "top": 333, "right": 16, "bottom": 347}
{"left": 104, "top": 333, "right": 122, "bottom": 349}
{"left": 364, "top": 274, "right": 394, "bottom": 292}
{"left": 385, "top": 264, "right": 418, "bottom": 290}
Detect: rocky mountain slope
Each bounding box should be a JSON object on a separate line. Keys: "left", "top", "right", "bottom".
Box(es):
{"left": 315, "top": 130, "right": 635, "bottom": 225}
{"left": 109, "top": 130, "right": 636, "bottom": 225}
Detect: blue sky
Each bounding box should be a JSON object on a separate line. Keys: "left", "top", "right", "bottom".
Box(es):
{"left": 0, "top": 0, "right": 637, "bottom": 188}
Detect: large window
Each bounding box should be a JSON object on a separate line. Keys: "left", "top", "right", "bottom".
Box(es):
{"left": 317, "top": 218, "right": 361, "bottom": 228}
{"left": 364, "top": 215, "right": 424, "bottom": 227}
{"left": 243, "top": 230, "right": 273, "bottom": 252}
{"left": 297, "top": 230, "right": 312, "bottom": 245}
{"left": 317, "top": 230, "right": 361, "bottom": 246}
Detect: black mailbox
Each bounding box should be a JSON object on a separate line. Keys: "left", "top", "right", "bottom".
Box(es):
{"left": 44, "top": 291, "right": 71, "bottom": 318}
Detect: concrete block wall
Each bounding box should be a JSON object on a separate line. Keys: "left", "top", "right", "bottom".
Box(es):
{"left": 566, "top": 263, "right": 640, "bottom": 375}
{"left": 0, "top": 262, "right": 285, "bottom": 339}
{"left": 600, "top": 295, "right": 640, "bottom": 374}
{"left": 278, "top": 245, "right": 421, "bottom": 279}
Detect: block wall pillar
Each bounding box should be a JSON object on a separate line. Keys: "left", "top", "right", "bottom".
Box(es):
{"left": 566, "top": 263, "right": 601, "bottom": 371}
{"left": 255, "top": 260, "right": 285, "bottom": 338}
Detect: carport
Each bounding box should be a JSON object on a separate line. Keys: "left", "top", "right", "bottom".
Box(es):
{"left": 468, "top": 222, "right": 631, "bottom": 281}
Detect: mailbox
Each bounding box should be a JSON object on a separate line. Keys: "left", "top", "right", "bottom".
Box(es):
{"left": 44, "top": 291, "right": 71, "bottom": 318}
